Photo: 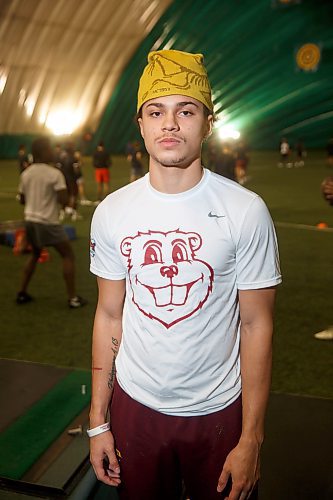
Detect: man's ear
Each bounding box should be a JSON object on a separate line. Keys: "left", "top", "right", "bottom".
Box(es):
{"left": 206, "top": 114, "right": 214, "bottom": 139}
{"left": 137, "top": 117, "right": 144, "bottom": 139}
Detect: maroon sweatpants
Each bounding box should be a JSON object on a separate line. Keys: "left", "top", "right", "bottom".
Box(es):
{"left": 110, "top": 380, "right": 258, "bottom": 500}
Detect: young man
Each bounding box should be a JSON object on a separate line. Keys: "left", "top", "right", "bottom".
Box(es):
{"left": 89, "top": 50, "right": 281, "bottom": 500}
{"left": 16, "top": 137, "right": 87, "bottom": 309}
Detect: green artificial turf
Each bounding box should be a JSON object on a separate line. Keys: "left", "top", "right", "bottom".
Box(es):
{"left": 0, "top": 369, "right": 91, "bottom": 480}
{"left": 0, "top": 151, "right": 332, "bottom": 398}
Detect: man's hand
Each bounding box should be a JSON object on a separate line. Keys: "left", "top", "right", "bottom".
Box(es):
{"left": 90, "top": 431, "right": 121, "bottom": 487}
{"left": 217, "top": 438, "right": 260, "bottom": 500}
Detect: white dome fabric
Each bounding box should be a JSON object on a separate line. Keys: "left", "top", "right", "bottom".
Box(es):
{"left": 0, "top": 0, "right": 172, "bottom": 135}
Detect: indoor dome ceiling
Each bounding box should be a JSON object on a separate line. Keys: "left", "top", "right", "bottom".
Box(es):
{"left": 0, "top": 0, "right": 172, "bottom": 135}
{"left": 0, "top": 0, "right": 332, "bottom": 156}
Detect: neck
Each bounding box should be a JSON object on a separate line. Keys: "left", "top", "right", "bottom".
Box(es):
{"left": 149, "top": 159, "right": 204, "bottom": 194}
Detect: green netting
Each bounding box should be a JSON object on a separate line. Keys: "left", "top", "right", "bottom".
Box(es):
{"left": 0, "top": 135, "right": 37, "bottom": 160}
{"left": 94, "top": 0, "right": 333, "bottom": 153}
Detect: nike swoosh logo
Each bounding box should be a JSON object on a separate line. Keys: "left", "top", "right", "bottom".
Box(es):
{"left": 208, "top": 211, "right": 225, "bottom": 218}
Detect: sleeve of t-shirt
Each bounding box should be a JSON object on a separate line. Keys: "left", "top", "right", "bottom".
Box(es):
{"left": 54, "top": 169, "right": 67, "bottom": 191}
{"left": 235, "top": 196, "right": 282, "bottom": 289}
{"left": 89, "top": 203, "right": 126, "bottom": 280}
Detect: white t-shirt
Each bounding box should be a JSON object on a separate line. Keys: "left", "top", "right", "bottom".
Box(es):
{"left": 90, "top": 169, "right": 281, "bottom": 416}
{"left": 19, "top": 163, "right": 67, "bottom": 224}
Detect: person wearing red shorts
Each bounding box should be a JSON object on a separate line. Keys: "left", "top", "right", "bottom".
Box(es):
{"left": 93, "top": 141, "right": 111, "bottom": 201}
{"left": 88, "top": 50, "right": 281, "bottom": 500}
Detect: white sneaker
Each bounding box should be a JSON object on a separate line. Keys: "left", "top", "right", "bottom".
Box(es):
{"left": 79, "top": 199, "right": 93, "bottom": 206}
{"left": 68, "top": 296, "right": 88, "bottom": 309}
{"left": 314, "top": 327, "right": 333, "bottom": 340}
{"left": 65, "top": 206, "right": 74, "bottom": 215}
{"left": 71, "top": 211, "right": 83, "bottom": 221}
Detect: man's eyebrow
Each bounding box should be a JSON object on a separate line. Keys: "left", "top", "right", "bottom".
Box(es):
{"left": 176, "top": 101, "right": 199, "bottom": 108}
{"left": 146, "top": 102, "right": 164, "bottom": 108}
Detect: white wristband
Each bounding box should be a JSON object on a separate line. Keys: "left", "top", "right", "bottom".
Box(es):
{"left": 87, "top": 422, "right": 110, "bottom": 438}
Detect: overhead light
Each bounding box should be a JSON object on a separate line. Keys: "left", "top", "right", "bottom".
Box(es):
{"left": 18, "top": 89, "right": 26, "bottom": 106}
{"left": 45, "top": 108, "right": 84, "bottom": 135}
{"left": 0, "top": 66, "right": 8, "bottom": 94}
{"left": 217, "top": 124, "right": 240, "bottom": 140}
{"left": 24, "top": 96, "right": 36, "bottom": 117}
{"left": 38, "top": 107, "right": 48, "bottom": 125}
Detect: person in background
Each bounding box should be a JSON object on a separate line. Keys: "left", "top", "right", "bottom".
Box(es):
{"left": 321, "top": 176, "right": 333, "bottom": 206}
{"left": 294, "top": 139, "right": 306, "bottom": 167}
{"left": 58, "top": 142, "right": 82, "bottom": 221}
{"left": 88, "top": 49, "right": 281, "bottom": 500}
{"left": 16, "top": 137, "right": 87, "bottom": 309}
{"left": 235, "top": 140, "right": 250, "bottom": 184}
{"left": 54, "top": 143, "right": 63, "bottom": 169}
{"left": 18, "top": 144, "right": 32, "bottom": 174}
{"left": 278, "top": 137, "right": 292, "bottom": 167}
{"left": 74, "top": 149, "right": 91, "bottom": 206}
{"left": 126, "top": 140, "right": 144, "bottom": 182}
{"left": 314, "top": 176, "right": 333, "bottom": 340}
{"left": 212, "top": 141, "right": 236, "bottom": 181}
{"left": 93, "top": 141, "right": 111, "bottom": 201}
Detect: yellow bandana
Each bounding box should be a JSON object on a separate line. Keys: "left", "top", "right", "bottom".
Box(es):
{"left": 137, "top": 49, "right": 213, "bottom": 113}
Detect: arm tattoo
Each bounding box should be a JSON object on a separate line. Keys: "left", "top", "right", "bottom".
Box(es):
{"left": 107, "top": 337, "right": 119, "bottom": 390}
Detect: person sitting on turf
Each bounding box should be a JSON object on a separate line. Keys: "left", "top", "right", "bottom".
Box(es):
{"left": 16, "top": 137, "right": 87, "bottom": 309}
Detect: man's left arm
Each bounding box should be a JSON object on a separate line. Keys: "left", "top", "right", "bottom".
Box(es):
{"left": 56, "top": 188, "right": 69, "bottom": 207}
{"left": 217, "top": 286, "right": 276, "bottom": 500}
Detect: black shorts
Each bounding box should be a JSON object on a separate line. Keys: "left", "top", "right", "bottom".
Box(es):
{"left": 25, "top": 221, "right": 68, "bottom": 252}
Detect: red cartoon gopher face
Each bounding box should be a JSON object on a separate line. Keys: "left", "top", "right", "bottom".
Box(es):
{"left": 121, "top": 229, "right": 214, "bottom": 329}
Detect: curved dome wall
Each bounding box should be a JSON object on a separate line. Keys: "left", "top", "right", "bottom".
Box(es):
{"left": 0, "top": 0, "right": 332, "bottom": 157}
{"left": 95, "top": 0, "right": 333, "bottom": 153}
{"left": 0, "top": 0, "right": 172, "bottom": 157}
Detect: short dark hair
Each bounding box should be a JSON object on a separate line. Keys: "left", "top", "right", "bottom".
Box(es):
{"left": 31, "top": 137, "right": 53, "bottom": 163}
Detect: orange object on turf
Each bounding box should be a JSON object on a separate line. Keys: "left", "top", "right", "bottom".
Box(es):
{"left": 13, "top": 228, "right": 29, "bottom": 255}
{"left": 317, "top": 222, "right": 328, "bottom": 229}
{"left": 38, "top": 249, "right": 50, "bottom": 263}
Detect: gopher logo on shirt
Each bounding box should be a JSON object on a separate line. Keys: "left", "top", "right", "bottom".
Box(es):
{"left": 120, "top": 229, "right": 214, "bottom": 329}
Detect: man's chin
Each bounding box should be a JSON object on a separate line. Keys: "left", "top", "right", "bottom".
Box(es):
{"left": 154, "top": 155, "right": 190, "bottom": 169}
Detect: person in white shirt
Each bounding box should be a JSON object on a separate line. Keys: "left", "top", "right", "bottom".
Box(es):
{"left": 88, "top": 50, "right": 281, "bottom": 500}
{"left": 17, "top": 137, "right": 87, "bottom": 309}
{"left": 278, "top": 137, "right": 292, "bottom": 167}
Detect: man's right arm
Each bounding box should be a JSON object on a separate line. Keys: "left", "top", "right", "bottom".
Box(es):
{"left": 89, "top": 277, "right": 126, "bottom": 487}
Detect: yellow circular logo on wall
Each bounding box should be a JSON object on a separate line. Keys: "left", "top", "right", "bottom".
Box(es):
{"left": 296, "top": 43, "right": 321, "bottom": 71}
